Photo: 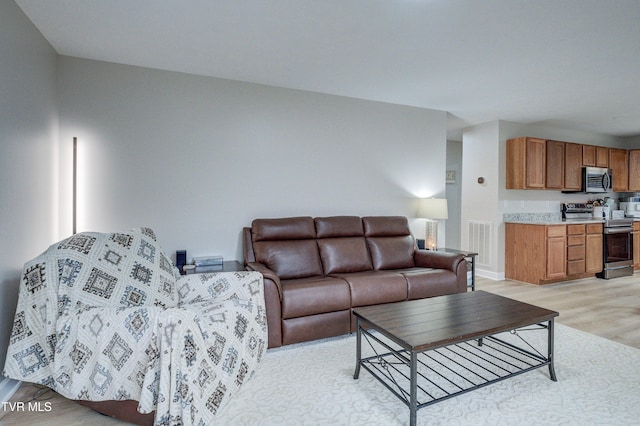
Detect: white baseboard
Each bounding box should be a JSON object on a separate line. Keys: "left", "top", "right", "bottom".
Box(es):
{"left": 476, "top": 269, "right": 505, "bottom": 281}
{"left": 0, "top": 377, "right": 21, "bottom": 402}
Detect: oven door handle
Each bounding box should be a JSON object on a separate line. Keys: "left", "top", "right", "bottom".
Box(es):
{"left": 603, "top": 227, "right": 634, "bottom": 234}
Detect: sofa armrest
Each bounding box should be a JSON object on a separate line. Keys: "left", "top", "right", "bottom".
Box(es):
{"left": 246, "top": 261, "right": 284, "bottom": 348}
{"left": 414, "top": 250, "right": 465, "bottom": 273}
{"left": 246, "top": 262, "right": 282, "bottom": 300}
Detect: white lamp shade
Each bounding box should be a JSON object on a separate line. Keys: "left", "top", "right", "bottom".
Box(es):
{"left": 417, "top": 198, "right": 448, "bottom": 220}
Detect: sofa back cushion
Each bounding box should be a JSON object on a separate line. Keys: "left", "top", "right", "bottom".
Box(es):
{"left": 252, "top": 217, "right": 323, "bottom": 279}
{"left": 315, "top": 216, "right": 364, "bottom": 238}
{"left": 363, "top": 216, "right": 415, "bottom": 270}
{"left": 315, "top": 216, "right": 373, "bottom": 274}
{"left": 252, "top": 217, "right": 317, "bottom": 241}
{"left": 317, "top": 238, "right": 373, "bottom": 274}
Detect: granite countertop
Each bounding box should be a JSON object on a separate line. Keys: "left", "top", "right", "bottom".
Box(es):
{"left": 503, "top": 212, "right": 640, "bottom": 224}
{"left": 504, "top": 218, "right": 605, "bottom": 225}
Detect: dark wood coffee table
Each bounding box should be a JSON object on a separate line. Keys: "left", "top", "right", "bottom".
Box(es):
{"left": 353, "top": 291, "right": 558, "bottom": 426}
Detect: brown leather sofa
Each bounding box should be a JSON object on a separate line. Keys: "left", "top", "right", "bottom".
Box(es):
{"left": 243, "top": 215, "right": 467, "bottom": 348}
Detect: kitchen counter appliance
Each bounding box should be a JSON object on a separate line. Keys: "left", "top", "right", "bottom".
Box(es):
{"left": 562, "top": 203, "right": 633, "bottom": 279}
{"left": 582, "top": 167, "right": 612, "bottom": 193}
{"left": 598, "top": 217, "right": 634, "bottom": 279}
{"left": 561, "top": 203, "right": 594, "bottom": 220}
{"left": 620, "top": 196, "right": 640, "bottom": 218}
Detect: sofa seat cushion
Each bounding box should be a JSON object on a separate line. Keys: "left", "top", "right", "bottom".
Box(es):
{"left": 281, "top": 276, "right": 351, "bottom": 319}
{"left": 399, "top": 268, "right": 460, "bottom": 299}
{"left": 331, "top": 270, "right": 407, "bottom": 307}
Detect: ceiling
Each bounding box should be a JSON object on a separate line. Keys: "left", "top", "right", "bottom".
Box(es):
{"left": 16, "top": 0, "right": 640, "bottom": 140}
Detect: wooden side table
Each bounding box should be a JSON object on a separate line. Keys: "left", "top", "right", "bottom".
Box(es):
{"left": 436, "top": 248, "right": 478, "bottom": 291}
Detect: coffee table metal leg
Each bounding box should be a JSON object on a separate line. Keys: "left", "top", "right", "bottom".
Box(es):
{"left": 548, "top": 319, "right": 557, "bottom": 382}
{"left": 354, "top": 318, "right": 361, "bottom": 380}
{"left": 410, "top": 351, "right": 417, "bottom": 426}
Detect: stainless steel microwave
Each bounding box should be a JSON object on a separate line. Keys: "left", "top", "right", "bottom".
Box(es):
{"left": 582, "top": 166, "right": 612, "bottom": 193}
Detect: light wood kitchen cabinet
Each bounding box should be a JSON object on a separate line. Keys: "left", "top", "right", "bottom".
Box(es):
{"left": 505, "top": 223, "right": 566, "bottom": 284}
{"left": 564, "top": 142, "right": 583, "bottom": 191}
{"left": 628, "top": 150, "right": 640, "bottom": 191}
{"left": 545, "top": 140, "right": 565, "bottom": 189}
{"left": 566, "top": 223, "right": 602, "bottom": 276}
{"left": 506, "top": 222, "right": 606, "bottom": 284}
{"left": 634, "top": 222, "right": 640, "bottom": 271}
{"left": 582, "top": 144, "right": 596, "bottom": 166}
{"left": 583, "top": 145, "right": 609, "bottom": 167}
{"left": 506, "top": 137, "right": 546, "bottom": 189}
{"left": 596, "top": 146, "right": 609, "bottom": 168}
{"left": 609, "top": 148, "right": 628, "bottom": 192}
{"left": 566, "top": 224, "right": 586, "bottom": 275}
{"left": 547, "top": 225, "right": 567, "bottom": 279}
{"left": 585, "top": 223, "right": 603, "bottom": 274}
{"left": 506, "top": 136, "right": 632, "bottom": 193}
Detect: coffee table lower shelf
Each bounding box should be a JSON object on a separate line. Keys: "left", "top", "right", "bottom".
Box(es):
{"left": 354, "top": 322, "right": 556, "bottom": 425}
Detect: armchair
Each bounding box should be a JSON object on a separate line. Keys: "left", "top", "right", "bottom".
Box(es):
{"left": 3, "top": 227, "right": 267, "bottom": 425}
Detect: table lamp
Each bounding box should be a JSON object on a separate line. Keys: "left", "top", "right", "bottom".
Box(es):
{"left": 417, "top": 198, "right": 448, "bottom": 250}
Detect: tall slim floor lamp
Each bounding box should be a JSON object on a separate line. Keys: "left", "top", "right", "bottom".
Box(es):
{"left": 72, "top": 137, "right": 77, "bottom": 235}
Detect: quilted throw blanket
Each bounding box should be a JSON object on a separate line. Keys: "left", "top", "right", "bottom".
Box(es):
{"left": 3, "top": 227, "right": 267, "bottom": 425}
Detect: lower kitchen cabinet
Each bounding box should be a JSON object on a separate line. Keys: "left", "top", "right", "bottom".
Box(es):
{"left": 547, "top": 225, "right": 567, "bottom": 279}
{"left": 585, "top": 224, "right": 603, "bottom": 274}
{"left": 566, "top": 224, "right": 586, "bottom": 275}
{"left": 506, "top": 223, "right": 566, "bottom": 285}
{"left": 506, "top": 222, "right": 603, "bottom": 285}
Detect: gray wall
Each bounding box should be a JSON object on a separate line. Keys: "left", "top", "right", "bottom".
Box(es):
{"left": 57, "top": 57, "right": 449, "bottom": 262}
{"left": 1, "top": 8, "right": 449, "bottom": 390}
{"left": 0, "top": 1, "right": 59, "bottom": 383}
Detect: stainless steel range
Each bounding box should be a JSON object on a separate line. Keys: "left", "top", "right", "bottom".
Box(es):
{"left": 561, "top": 203, "right": 634, "bottom": 279}
{"left": 598, "top": 217, "right": 634, "bottom": 279}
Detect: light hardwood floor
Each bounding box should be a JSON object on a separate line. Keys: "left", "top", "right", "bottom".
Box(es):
{"left": 478, "top": 274, "right": 640, "bottom": 349}
{"left": 2, "top": 274, "right": 639, "bottom": 425}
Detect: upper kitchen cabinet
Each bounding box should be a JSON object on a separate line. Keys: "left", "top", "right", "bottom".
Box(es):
{"left": 596, "top": 146, "right": 609, "bottom": 168}
{"left": 564, "top": 142, "right": 583, "bottom": 191}
{"left": 581, "top": 145, "right": 609, "bottom": 167}
{"left": 507, "top": 137, "right": 633, "bottom": 193}
{"left": 545, "top": 140, "right": 565, "bottom": 189}
{"left": 609, "top": 148, "right": 629, "bottom": 192}
{"left": 506, "top": 137, "right": 546, "bottom": 189}
{"left": 629, "top": 150, "right": 640, "bottom": 191}
{"left": 583, "top": 145, "right": 596, "bottom": 166}
{"left": 545, "top": 140, "right": 582, "bottom": 191}
{"left": 583, "top": 145, "right": 609, "bottom": 168}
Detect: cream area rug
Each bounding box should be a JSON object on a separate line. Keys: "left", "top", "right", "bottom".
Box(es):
{"left": 216, "top": 323, "right": 640, "bottom": 425}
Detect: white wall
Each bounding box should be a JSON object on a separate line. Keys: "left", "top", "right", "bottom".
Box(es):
{"left": 461, "top": 122, "right": 501, "bottom": 278}
{"left": 58, "top": 57, "right": 448, "bottom": 262}
{"left": 0, "top": 0, "right": 59, "bottom": 387}
{"left": 445, "top": 140, "right": 462, "bottom": 248}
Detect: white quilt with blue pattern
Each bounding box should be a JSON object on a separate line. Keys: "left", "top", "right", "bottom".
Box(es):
{"left": 3, "top": 227, "right": 267, "bottom": 425}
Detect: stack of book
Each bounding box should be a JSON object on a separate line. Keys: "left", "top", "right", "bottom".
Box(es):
{"left": 193, "top": 255, "right": 224, "bottom": 272}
